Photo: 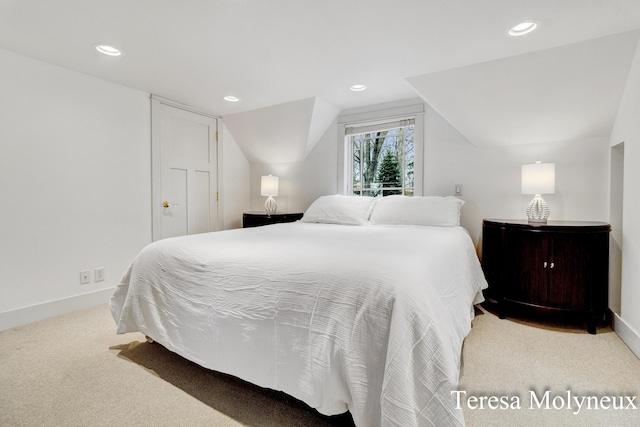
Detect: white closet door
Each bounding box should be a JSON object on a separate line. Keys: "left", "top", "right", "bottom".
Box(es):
{"left": 151, "top": 98, "right": 218, "bottom": 240}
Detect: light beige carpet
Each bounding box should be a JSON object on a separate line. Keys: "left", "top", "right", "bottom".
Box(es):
{"left": 459, "top": 307, "right": 640, "bottom": 426}
{"left": 1, "top": 303, "right": 639, "bottom": 426}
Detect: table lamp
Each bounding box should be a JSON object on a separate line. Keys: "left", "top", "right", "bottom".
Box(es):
{"left": 521, "top": 161, "right": 555, "bottom": 223}
{"left": 261, "top": 175, "right": 279, "bottom": 213}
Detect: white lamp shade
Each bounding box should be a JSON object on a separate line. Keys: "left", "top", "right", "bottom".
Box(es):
{"left": 261, "top": 175, "right": 279, "bottom": 197}
{"left": 521, "top": 163, "right": 555, "bottom": 195}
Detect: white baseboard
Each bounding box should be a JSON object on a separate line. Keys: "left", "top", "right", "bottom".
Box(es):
{"left": 0, "top": 287, "right": 115, "bottom": 331}
{"left": 613, "top": 312, "right": 640, "bottom": 359}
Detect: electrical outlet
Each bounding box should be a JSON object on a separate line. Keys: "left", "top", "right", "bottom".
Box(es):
{"left": 80, "top": 270, "right": 90, "bottom": 285}
{"left": 95, "top": 267, "right": 105, "bottom": 282}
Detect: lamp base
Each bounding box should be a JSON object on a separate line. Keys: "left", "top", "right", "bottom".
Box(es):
{"left": 526, "top": 194, "right": 549, "bottom": 223}
{"left": 264, "top": 196, "right": 277, "bottom": 213}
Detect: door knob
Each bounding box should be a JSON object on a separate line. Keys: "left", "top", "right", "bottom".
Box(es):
{"left": 162, "top": 201, "right": 179, "bottom": 208}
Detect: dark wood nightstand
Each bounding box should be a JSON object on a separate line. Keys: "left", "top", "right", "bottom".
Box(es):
{"left": 242, "top": 211, "right": 304, "bottom": 228}
{"left": 481, "top": 219, "right": 610, "bottom": 334}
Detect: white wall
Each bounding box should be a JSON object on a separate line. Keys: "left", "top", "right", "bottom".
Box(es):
{"left": 610, "top": 39, "right": 640, "bottom": 358}
{"left": 248, "top": 100, "right": 610, "bottom": 250}
{"left": 0, "top": 49, "right": 152, "bottom": 328}
{"left": 221, "top": 123, "right": 251, "bottom": 229}
{"left": 249, "top": 121, "right": 338, "bottom": 213}
{"left": 0, "top": 49, "right": 252, "bottom": 330}
{"left": 423, "top": 108, "right": 610, "bottom": 245}
{"left": 609, "top": 143, "right": 624, "bottom": 316}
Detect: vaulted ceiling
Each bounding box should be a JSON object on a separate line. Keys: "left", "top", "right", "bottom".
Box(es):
{"left": 1, "top": 0, "right": 640, "bottom": 160}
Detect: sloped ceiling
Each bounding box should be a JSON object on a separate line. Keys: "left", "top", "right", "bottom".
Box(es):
{"left": 408, "top": 31, "right": 640, "bottom": 147}
{"left": 2, "top": 1, "right": 640, "bottom": 157}
{"left": 223, "top": 97, "right": 339, "bottom": 163}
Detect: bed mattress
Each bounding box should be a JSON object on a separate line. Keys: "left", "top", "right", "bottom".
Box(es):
{"left": 110, "top": 222, "right": 487, "bottom": 426}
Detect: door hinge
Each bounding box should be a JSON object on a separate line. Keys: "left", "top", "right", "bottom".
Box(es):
{"left": 216, "top": 192, "right": 219, "bottom": 201}
{"left": 215, "top": 132, "right": 219, "bottom": 142}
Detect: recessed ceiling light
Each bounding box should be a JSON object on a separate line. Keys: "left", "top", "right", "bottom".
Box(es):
{"left": 94, "top": 44, "right": 123, "bottom": 56}
{"left": 508, "top": 20, "right": 539, "bottom": 37}
{"left": 224, "top": 95, "right": 240, "bottom": 102}
{"left": 350, "top": 84, "right": 367, "bottom": 92}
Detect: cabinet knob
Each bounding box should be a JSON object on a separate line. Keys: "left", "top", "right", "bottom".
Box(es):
{"left": 549, "top": 262, "right": 555, "bottom": 269}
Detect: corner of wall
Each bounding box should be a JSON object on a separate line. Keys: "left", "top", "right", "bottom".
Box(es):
{"left": 613, "top": 312, "right": 640, "bottom": 359}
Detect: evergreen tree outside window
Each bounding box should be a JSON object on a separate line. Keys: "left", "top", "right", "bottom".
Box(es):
{"left": 377, "top": 150, "right": 403, "bottom": 195}
{"left": 349, "top": 120, "right": 414, "bottom": 197}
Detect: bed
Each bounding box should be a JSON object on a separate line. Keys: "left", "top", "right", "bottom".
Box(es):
{"left": 110, "top": 195, "right": 488, "bottom": 427}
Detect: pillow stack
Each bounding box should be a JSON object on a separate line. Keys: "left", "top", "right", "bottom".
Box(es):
{"left": 301, "top": 194, "right": 464, "bottom": 227}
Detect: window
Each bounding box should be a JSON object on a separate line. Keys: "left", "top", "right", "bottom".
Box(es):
{"left": 348, "top": 120, "right": 415, "bottom": 196}
{"left": 338, "top": 102, "right": 424, "bottom": 197}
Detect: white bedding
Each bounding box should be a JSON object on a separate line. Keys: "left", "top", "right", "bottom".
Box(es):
{"left": 110, "top": 222, "right": 487, "bottom": 427}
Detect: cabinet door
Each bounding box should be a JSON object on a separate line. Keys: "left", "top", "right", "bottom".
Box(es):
{"left": 504, "top": 230, "right": 548, "bottom": 307}
{"left": 546, "top": 232, "right": 586, "bottom": 310}
{"left": 547, "top": 231, "right": 608, "bottom": 311}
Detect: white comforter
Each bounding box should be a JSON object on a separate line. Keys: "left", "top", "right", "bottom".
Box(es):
{"left": 110, "top": 222, "right": 487, "bottom": 427}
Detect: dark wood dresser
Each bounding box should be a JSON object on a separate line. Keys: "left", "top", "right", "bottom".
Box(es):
{"left": 242, "top": 211, "right": 304, "bottom": 228}
{"left": 481, "top": 219, "right": 610, "bottom": 334}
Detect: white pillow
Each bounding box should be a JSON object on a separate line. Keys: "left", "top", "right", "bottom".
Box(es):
{"left": 301, "top": 195, "right": 376, "bottom": 225}
{"left": 368, "top": 195, "right": 464, "bottom": 226}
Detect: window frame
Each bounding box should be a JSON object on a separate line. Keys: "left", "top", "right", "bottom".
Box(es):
{"left": 337, "top": 101, "right": 424, "bottom": 197}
